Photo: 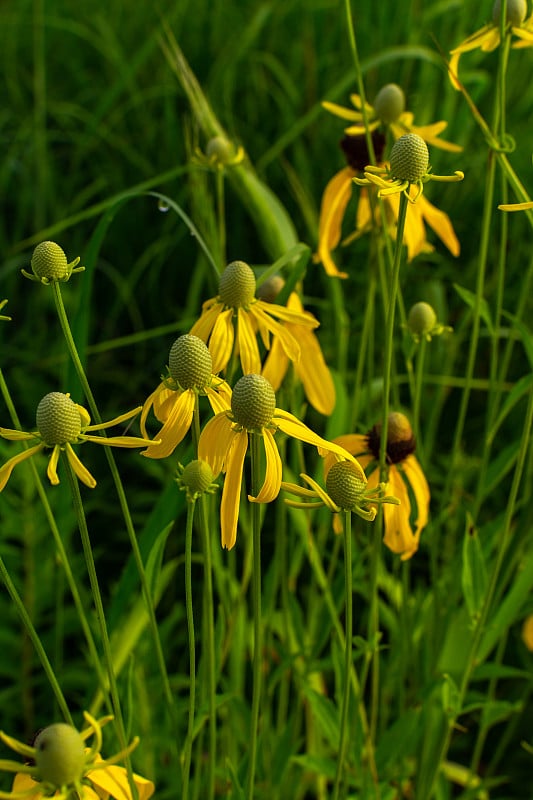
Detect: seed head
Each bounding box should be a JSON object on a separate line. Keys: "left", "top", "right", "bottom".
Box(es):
{"left": 219, "top": 261, "right": 256, "bottom": 308}
{"left": 36, "top": 392, "right": 82, "bottom": 445}
{"left": 326, "top": 461, "right": 367, "bottom": 510}
{"left": 492, "top": 0, "right": 526, "bottom": 25}
{"left": 374, "top": 83, "right": 405, "bottom": 124}
{"left": 31, "top": 241, "right": 69, "bottom": 281}
{"left": 35, "top": 723, "right": 86, "bottom": 787}
{"left": 168, "top": 334, "right": 212, "bottom": 389}
{"left": 231, "top": 374, "right": 276, "bottom": 430}
{"left": 206, "top": 136, "right": 235, "bottom": 164}
{"left": 256, "top": 274, "right": 285, "bottom": 303}
{"left": 389, "top": 133, "right": 429, "bottom": 183}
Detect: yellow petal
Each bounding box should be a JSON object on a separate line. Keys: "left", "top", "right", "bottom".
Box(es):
{"left": 261, "top": 332, "right": 289, "bottom": 391}
{"left": 65, "top": 442, "right": 97, "bottom": 488}
{"left": 47, "top": 444, "right": 61, "bottom": 485}
{"left": 220, "top": 431, "right": 248, "bottom": 549}
{"left": 209, "top": 307, "right": 234, "bottom": 373}
{"left": 321, "top": 100, "right": 361, "bottom": 121}
{"left": 0, "top": 443, "right": 44, "bottom": 491}
{"left": 189, "top": 299, "right": 223, "bottom": 342}
{"left": 88, "top": 763, "right": 155, "bottom": 800}
{"left": 344, "top": 119, "right": 380, "bottom": 136}
{"left": 451, "top": 24, "right": 500, "bottom": 55}
{"left": 250, "top": 304, "right": 301, "bottom": 365}
{"left": 522, "top": 614, "right": 533, "bottom": 651}
{"left": 141, "top": 390, "right": 195, "bottom": 459}
{"left": 419, "top": 194, "right": 460, "bottom": 257}
{"left": 250, "top": 428, "right": 282, "bottom": 503}
{"left": 237, "top": 307, "right": 262, "bottom": 374}
{"left": 198, "top": 413, "right": 236, "bottom": 476}
{"left": 323, "top": 434, "right": 370, "bottom": 478}
{"left": 498, "top": 200, "right": 533, "bottom": 211}
{"left": 0, "top": 427, "right": 39, "bottom": 441}
{"left": 255, "top": 299, "right": 318, "bottom": 329}
{"left": 84, "top": 407, "right": 142, "bottom": 433}
{"left": 382, "top": 469, "right": 418, "bottom": 560}
{"left": 293, "top": 327, "right": 336, "bottom": 415}
{"left": 140, "top": 385, "right": 160, "bottom": 437}
{"left": 313, "top": 167, "right": 354, "bottom": 279}
{"left": 408, "top": 121, "right": 463, "bottom": 153}
{"left": 401, "top": 455, "right": 430, "bottom": 534}
{"left": 205, "top": 381, "right": 232, "bottom": 415}
{"left": 274, "top": 410, "right": 365, "bottom": 477}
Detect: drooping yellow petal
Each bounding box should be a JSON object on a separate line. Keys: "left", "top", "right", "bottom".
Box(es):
{"left": 274, "top": 410, "right": 365, "bottom": 476}
{"left": 208, "top": 307, "right": 234, "bottom": 373}
{"left": 250, "top": 428, "right": 282, "bottom": 503}
{"left": 293, "top": 328, "right": 336, "bottom": 415}
{"left": 46, "top": 444, "right": 62, "bottom": 485}
{"left": 498, "top": 200, "right": 533, "bottom": 211}
{"left": 249, "top": 304, "right": 301, "bottom": 366}
{"left": 141, "top": 390, "right": 195, "bottom": 459}
{"left": 513, "top": 21, "right": 533, "bottom": 46}
{"left": 419, "top": 194, "right": 460, "bottom": 257}
{"left": 64, "top": 442, "right": 97, "bottom": 488}
{"left": 398, "top": 194, "right": 434, "bottom": 261}
{"left": 237, "top": 307, "right": 262, "bottom": 374}
{"left": 382, "top": 468, "right": 419, "bottom": 560}
{"left": 323, "top": 433, "right": 371, "bottom": 477}
{"left": 152, "top": 384, "right": 176, "bottom": 423}
{"left": 401, "top": 455, "right": 430, "bottom": 535}
{"left": 344, "top": 119, "right": 380, "bottom": 136}
{"left": 313, "top": 167, "right": 354, "bottom": 278}
{"left": 261, "top": 332, "right": 289, "bottom": 391}
{"left": 141, "top": 385, "right": 161, "bottom": 437}
{"left": 407, "top": 121, "right": 463, "bottom": 152}
{"left": 0, "top": 443, "right": 44, "bottom": 491}
{"left": 449, "top": 25, "right": 500, "bottom": 89}
{"left": 205, "top": 381, "right": 232, "bottom": 415}
{"left": 220, "top": 431, "right": 248, "bottom": 549}
{"left": 88, "top": 762, "right": 155, "bottom": 800}
{"left": 198, "top": 412, "right": 237, "bottom": 476}
{"left": 189, "top": 299, "right": 223, "bottom": 342}
{"left": 254, "top": 299, "right": 318, "bottom": 328}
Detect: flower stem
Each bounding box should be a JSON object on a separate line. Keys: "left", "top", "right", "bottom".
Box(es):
{"left": 246, "top": 431, "right": 263, "bottom": 800}
{"left": 181, "top": 497, "right": 197, "bottom": 799}
{"left": 332, "top": 511, "right": 353, "bottom": 800}
{"left": 62, "top": 452, "right": 138, "bottom": 800}
{"left": 51, "top": 281, "right": 174, "bottom": 711}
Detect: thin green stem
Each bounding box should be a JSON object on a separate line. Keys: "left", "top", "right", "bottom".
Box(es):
{"left": 246, "top": 431, "right": 263, "bottom": 800}
{"left": 62, "top": 452, "right": 138, "bottom": 800}
{"left": 182, "top": 498, "right": 197, "bottom": 799}
{"left": 51, "top": 281, "right": 174, "bottom": 710}
{"left": 332, "top": 511, "right": 353, "bottom": 800}
{"left": 412, "top": 337, "right": 428, "bottom": 462}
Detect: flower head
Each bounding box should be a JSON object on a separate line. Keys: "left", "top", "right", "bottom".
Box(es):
{"left": 258, "top": 277, "right": 336, "bottom": 415}
{"left": 22, "top": 241, "right": 85, "bottom": 285}
{"left": 176, "top": 458, "right": 218, "bottom": 503}
{"left": 314, "top": 134, "right": 461, "bottom": 275}
{"left": 190, "top": 260, "right": 319, "bottom": 375}
{"left": 323, "top": 83, "right": 462, "bottom": 152}
{"left": 325, "top": 412, "right": 430, "bottom": 559}
{"left": 354, "top": 133, "right": 464, "bottom": 203}
{"left": 449, "top": 0, "right": 533, "bottom": 89}
{"left": 282, "top": 459, "right": 399, "bottom": 523}
{"left": 140, "top": 334, "right": 232, "bottom": 459}
{"left": 193, "top": 135, "right": 245, "bottom": 170}
{"left": 406, "top": 301, "right": 453, "bottom": 342}
{"left": 198, "top": 373, "right": 359, "bottom": 549}
{"left": 0, "top": 392, "right": 157, "bottom": 491}
{"left": 0, "top": 712, "right": 154, "bottom": 800}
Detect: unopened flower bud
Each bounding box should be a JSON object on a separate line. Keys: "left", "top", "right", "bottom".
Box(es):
{"left": 492, "top": 0, "right": 526, "bottom": 26}
{"left": 35, "top": 723, "right": 86, "bottom": 787}
{"left": 408, "top": 302, "right": 437, "bottom": 338}
{"left": 31, "top": 242, "right": 69, "bottom": 281}
{"left": 374, "top": 83, "right": 405, "bottom": 124}
{"left": 168, "top": 334, "right": 212, "bottom": 389}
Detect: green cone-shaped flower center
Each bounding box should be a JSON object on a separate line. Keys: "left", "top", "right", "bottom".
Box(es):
{"left": 407, "top": 301, "right": 437, "bottom": 337}
{"left": 31, "top": 241, "right": 69, "bottom": 280}
{"left": 231, "top": 374, "right": 276, "bottom": 430}
{"left": 218, "top": 260, "right": 257, "bottom": 308}
{"left": 180, "top": 459, "right": 215, "bottom": 495}
{"left": 374, "top": 83, "right": 405, "bottom": 124}
{"left": 168, "top": 334, "right": 212, "bottom": 389}
{"left": 35, "top": 723, "right": 86, "bottom": 787}
{"left": 36, "top": 393, "right": 82, "bottom": 445}
{"left": 326, "top": 461, "right": 367, "bottom": 510}
{"left": 492, "top": 0, "right": 526, "bottom": 25}
{"left": 389, "top": 133, "right": 429, "bottom": 182}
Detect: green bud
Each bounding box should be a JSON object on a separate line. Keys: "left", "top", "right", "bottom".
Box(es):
{"left": 492, "top": 0, "right": 526, "bottom": 26}
{"left": 407, "top": 301, "right": 437, "bottom": 338}
{"left": 326, "top": 461, "right": 367, "bottom": 511}
{"left": 231, "top": 374, "right": 276, "bottom": 430}
{"left": 31, "top": 242, "right": 69, "bottom": 281}
{"left": 374, "top": 83, "right": 405, "bottom": 124}
{"left": 168, "top": 334, "right": 212, "bottom": 389}
{"left": 219, "top": 261, "right": 256, "bottom": 308}
{"left": 390, "top": 133, "right": 429, "bottom": 182}
{"left": 36, "top": 393, "right": 82, "bottom": 445}
{"left": 35, "top": 723, "right": 86, "bottom": 787}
